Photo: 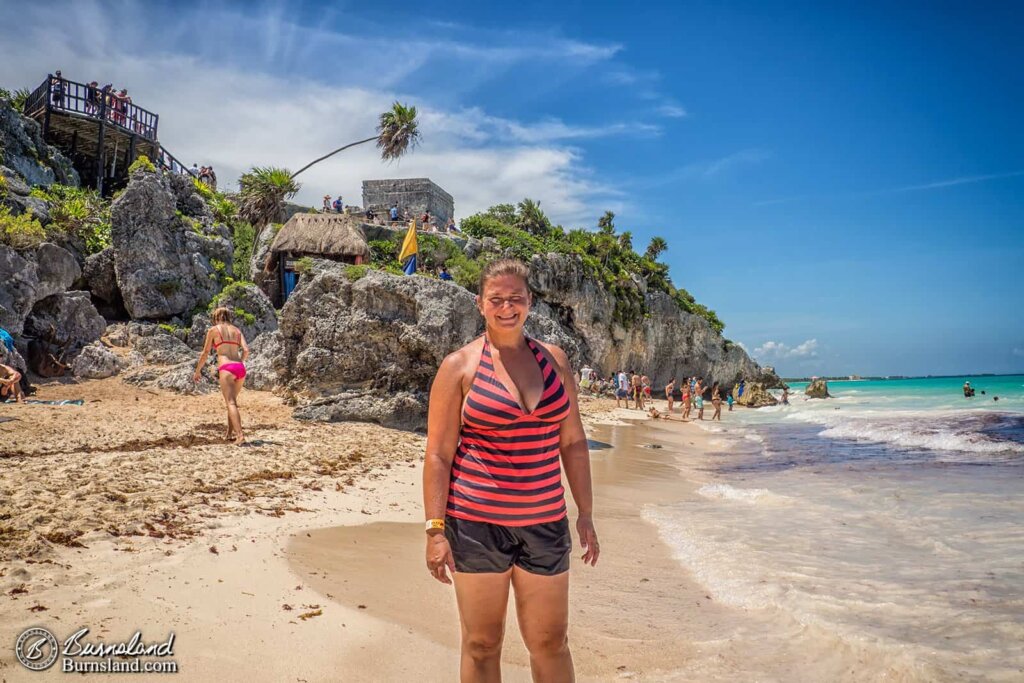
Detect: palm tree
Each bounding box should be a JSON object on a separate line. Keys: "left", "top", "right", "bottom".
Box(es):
{"left": 645, "top": 236, "right": 668, "bottom": 260}
{"left": 238, "top": 167, "right": 300, "bottom": 246}
{"left": 291, "top": 102, "right": 420, "bottom": 179}
{"left": 618, "top": 230, "right": 633, "bottom": 252}
{"left": 516, "top": 198, "right": 551, "bottom": 236}
{"left": 597, "top": 210, "right": 616, "bottom": 235}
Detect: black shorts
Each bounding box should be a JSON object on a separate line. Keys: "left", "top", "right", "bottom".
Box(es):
{"left": 445, "top": 515, "right": 571, "bottom": 576}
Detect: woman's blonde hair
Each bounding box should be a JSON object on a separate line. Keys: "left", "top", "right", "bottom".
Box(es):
{"left": 211, "top": 307, "right": 232, "bottom": 324}
{"left": 479, "top": 258, "right": 530, "bottom": 293}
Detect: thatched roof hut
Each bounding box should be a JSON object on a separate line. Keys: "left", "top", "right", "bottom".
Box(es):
{"left": 269, "top": 213, "right": 370, "bottom": 261}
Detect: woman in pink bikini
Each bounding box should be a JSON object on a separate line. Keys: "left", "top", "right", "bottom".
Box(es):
{"left": 192, "top": 308, "right": 249, "bottom": 444}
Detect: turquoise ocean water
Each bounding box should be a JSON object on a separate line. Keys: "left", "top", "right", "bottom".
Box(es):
{"left": 644, "top": 375, "right": 1024, "bottom": 680}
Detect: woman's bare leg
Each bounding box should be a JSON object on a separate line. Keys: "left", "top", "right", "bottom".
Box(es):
{"left": 512, "top": 567, "right": 573, "bottom": 683}
{"left": 218, "top": 371, "right": 243, "bottom": 444}
{"left": 453, "top": 570, "right": 512, "bottom": 683}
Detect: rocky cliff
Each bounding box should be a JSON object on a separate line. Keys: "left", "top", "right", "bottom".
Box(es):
{"left": 250, "top": 253, "right": 779, "bottom": 430}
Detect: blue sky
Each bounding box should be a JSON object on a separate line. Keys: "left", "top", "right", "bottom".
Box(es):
{"left": 1, "top": 1, "right": 1021, "bottom": 377}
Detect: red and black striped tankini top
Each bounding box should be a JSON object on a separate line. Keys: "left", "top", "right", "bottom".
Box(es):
{"left": 447, "top": 336, "right": 572, "bottom": 526}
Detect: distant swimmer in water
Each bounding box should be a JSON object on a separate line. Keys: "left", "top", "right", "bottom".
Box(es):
{"left": 963, "top": 381, "right": 975, "bottom": 398}
{"left": 780, "top": 387, "right": 790, "bottom": 405}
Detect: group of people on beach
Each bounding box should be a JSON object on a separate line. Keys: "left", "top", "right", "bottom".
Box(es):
{"left": 578, "top": 367, "right": 731, "bottom": 420}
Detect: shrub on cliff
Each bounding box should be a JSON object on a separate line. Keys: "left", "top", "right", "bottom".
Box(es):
{"left": 29, "top": 184, "right": 111, "bottom": 254}
{"left": 0, "top": 205, "right": 46, "bottom": 248}
{"left": 128, "top": 154, "right": 156, "bottom": 174}
{"left": 459, "top": 201, "right": 724, "bottom": 332}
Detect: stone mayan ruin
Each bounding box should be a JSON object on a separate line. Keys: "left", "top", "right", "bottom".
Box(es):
{"left": 362, "top": 178, "right": 454, "bottom": 224}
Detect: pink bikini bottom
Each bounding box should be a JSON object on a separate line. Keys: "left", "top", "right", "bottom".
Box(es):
{"left": 218, "top": 362, "right": 246, "bottom": 380}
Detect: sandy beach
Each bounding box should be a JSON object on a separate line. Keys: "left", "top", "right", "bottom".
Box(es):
{"left": 2, "top": 383, "right": 927, "bottom": 681}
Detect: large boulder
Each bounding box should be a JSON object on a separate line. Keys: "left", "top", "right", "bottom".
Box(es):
{"left": 0, "top": 99, "right": 79, "bottom": 188}
{"left": 239, "top": 329, "right": 284, "bottom": 391}
{"left": 0, "top": 243, "right": 79, "bottom": 336}
{"left": 294, "top": 391, "right": 427, "bottom": 431}
{"left": 131, "top": 333, "right": 195, "bottom": 366}
{"left": 110, "top": 167, "right": 232, "bottom": 319}
{"left": 805, "top": 378, "right": 830, "bottom": 399}
{"left": 34, "top": 243, "right": 81, "bottom": 299}
{"left": 71, "top": 341, "right": 122, "bottom": 379}
{"left": 734, "top": 382, "right": 778, "bottom": 408}
{"left": 269, "top": 265, "right": 480, "bottom": 427}
{"left": 24, "top": 291, "right": 105, "bottom": 349}
{"left": 187, "top": 282, "right": 278, "bottom": 349}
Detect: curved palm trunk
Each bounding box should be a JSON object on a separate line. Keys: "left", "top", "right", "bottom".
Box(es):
{"left": 291, "top": 135, "right": 379, "bottom": 179}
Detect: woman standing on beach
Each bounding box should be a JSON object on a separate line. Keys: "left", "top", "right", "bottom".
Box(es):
{"left": 192, "top": 308, "right": 249, "bottom": 445}
{"left": 665, "top": 377, "right": 676, "bottom": 413}
{"left": 711, "top": 382, "right": 722, "bottom": 421}
{"left": 423, "top": 258, "right": 599, "bottom": 683}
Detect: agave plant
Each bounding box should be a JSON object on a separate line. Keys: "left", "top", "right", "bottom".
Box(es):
{"left": 238, "top": 167, "right": 299, "bottom": 246}
{"left": 291, "top": 102, "right": 420, "bottom": 179}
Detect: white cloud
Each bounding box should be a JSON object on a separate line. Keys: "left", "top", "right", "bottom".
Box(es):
{"left": 753, "top": 339, "right": 819, "bottom": 360}
{"left": 656, "top": 104, "right": 688, "bottom": 118}
{"left": 0, "top": 1, "right": 646, "bottom": 225}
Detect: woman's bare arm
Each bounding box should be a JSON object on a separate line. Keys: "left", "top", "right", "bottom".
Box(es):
{"left": 422, "top": 350, "right": 469, "bottom": 584}
{"left": 239, "top": 331, "right": 250, "bottom": 362}
{"left": 193, "top": 329, "right": 214, "bottom": 381}
{"left": 541, "top": 343, "right": 599, "bottom": 566}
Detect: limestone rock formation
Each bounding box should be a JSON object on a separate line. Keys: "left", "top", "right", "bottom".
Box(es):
{"left": 187, "top": 283, "right": 278, "bottom": 349}
{"left": 734, "top": 382, "right": 778, "bottom": 408}
{"left": 294, "top": 391, "right": 427, "bottom": 431}
{"left": 239, "top": 329, "right": 284, "bottom": 391}
{"left": 527, "top": 254, "right": 776, "bottom": 389}
{"left": 131, "top": 333, "right": 195, "bottom": 366}
{"left": 0, "top": 99, "right": 79, "bottom": 188}
{"left": 24, "top": 291, "right": 106, "bottom": 350}
{"left": 80, "top": 247, "right": 125, "bottom": 318}
{"left": 805, "top": 378, "right": 830, "bottom": 399}
{"left": 0, "top": 243, "right": 81, "bottom": 336}
{"left": 110, "top": 167, "right": 232, "bottom": 319}
{"left": 71, "top": 342, "right": 122, "bottom": 379}
{"left": 270, "top": 265, "right": 481, "bottom": 428}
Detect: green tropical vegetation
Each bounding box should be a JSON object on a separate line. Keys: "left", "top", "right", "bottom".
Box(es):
{"left": 0, "top": 206, "right": 46, "bottom": 248}
{"left": 238, "top": 166, "right": 299, "bottom": 235}
{"left": 356, "top": 200, "right": 721, "bottom": 331}
{"left": 19, "top": 184, "right": 111, "bottom": 254}
{"left": 0, "top": 86, "right": 30, "bottom": 110}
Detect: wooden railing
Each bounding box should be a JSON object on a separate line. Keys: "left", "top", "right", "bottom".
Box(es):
{"left": 24, "top": 74, "right": 159, "bottom": 140}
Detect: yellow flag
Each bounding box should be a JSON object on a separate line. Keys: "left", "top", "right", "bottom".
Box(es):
{"left": 398, "top": 220, "right": 418, "bottom": 262}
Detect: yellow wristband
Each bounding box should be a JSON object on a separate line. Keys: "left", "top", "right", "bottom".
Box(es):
{"left": 425, "top": 519, "right": 445, "bottom": 532}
